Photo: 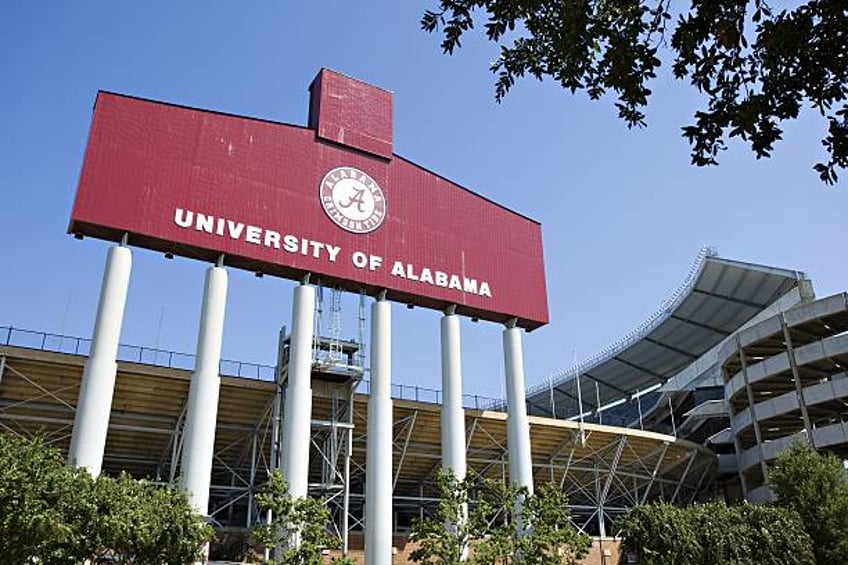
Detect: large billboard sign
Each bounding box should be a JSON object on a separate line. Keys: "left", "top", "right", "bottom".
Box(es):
{"left": 69, "top": 69, "right": 549, "bottom": 329}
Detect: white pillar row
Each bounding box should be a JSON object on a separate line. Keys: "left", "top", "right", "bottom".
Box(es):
{"left": 366, "top": 293, "right": 393, "bottom": 565}
{"left": 69, "top": 242, "right": 132, "bottom": 476}
{"left": 180, "top": 262, "right": 228, "bottom": 515}
{"left": 282, "top": 281, "right": 316, "bottom": 499}
{"left": 503, "top": 320, "right": 534, "bottom": 494}
{"left": 441, "top": 309, "right": 467, "bottom": 478}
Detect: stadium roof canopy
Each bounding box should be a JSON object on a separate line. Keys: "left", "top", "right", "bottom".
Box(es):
{"left": 526, "top": 248, "right": 807, "bottom": 420}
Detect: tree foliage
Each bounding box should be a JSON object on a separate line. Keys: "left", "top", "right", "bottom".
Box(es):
{"left": 769, "top": 441, "right": 848, "bottom": 565}
{"left": 618, "top": 501, "right": 814, "bottom": 565}
{"left": 422, "top": 1, "right": 847, "bottom": 184}
{"left": 410, "top": 471, "right": 591, "bottom": 564}
{"left": 618, "top": 503, "right": 699, "bottom": 564}
{"left": 253, "top": 470, "right": 353, "bottom": 565}
{"left": 91, "top": 472, "right": 213, "bottom": 563}
{"left": 408, "top": 471, "right": 476, "bottom": 564}
{"left": 0, "top": 433, "right": 212, "bottom": 564}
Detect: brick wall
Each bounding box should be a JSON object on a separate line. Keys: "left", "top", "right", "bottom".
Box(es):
{"left": 325, "top": 536, "right": 624, "bottom": 564}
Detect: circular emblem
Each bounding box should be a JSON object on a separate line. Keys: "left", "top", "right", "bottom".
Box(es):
{"left": 319, "top": 166, "right": 386, "bottom": 234}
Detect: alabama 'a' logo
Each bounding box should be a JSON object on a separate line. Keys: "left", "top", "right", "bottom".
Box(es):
{"left": 320, "top": 167, "right": 386, "bottom": 234}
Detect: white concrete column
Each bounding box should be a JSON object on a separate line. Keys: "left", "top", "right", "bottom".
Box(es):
{"left": 442, "top": 310, "right": 468, "bottom": 559}
{"left": 69, "top": 243, "right": 132, "bottom": 476}
{"left": 503, "top": 321, "right": 534, "bottom": 494}
{"left": 180, "top": 264, "right": 228, "bottom": 515}
{"left": 366, "top": 295, "right": 393, "bottom": 565}
{"left": 441, "top": 310, "right": 467, "bottom": 478}
{"left": 282, "top": 282, "right": 315, "bottom": 498}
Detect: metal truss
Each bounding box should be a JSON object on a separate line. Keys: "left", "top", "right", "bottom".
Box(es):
{"left": 0, "top": 341, "right": 716, "bottom": 551}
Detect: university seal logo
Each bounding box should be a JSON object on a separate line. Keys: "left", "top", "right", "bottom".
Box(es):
{"left": 319, "top": 167, "right": 386, "bottom": 234}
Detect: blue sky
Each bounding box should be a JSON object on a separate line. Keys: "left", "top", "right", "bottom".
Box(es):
{"left": 1, "top": 1, "right": 846, "bottom": 401}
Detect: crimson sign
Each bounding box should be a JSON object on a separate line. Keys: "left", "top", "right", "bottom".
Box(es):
{"left": 69, "top": 69, "right": 549, "bottom": 329}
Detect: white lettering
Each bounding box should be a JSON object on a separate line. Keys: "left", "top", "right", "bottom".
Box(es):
{"left": 326, "top": 244, "right": 341, "bottom": 263}
{"left": 264, "top": 230, "right": 281, "bottom": 249}
{"left": 170, "top": 208, "right": 494, "bottom": 300}
{"left": 174, "top": 208, "right": 193, "bottom": 228}
{"left": 195, "top": 213, "right": 214, "bottom": 233}
{"left": 283, "top": 235, "right": 298, "bottom": 253}
{"left": 352, "top": 252, "right": 369, "bottom": 269}
{"left": 406, "top": 263, "right": 419, "bottom": 281}
{"left": 309, "top": 240, "right": 325, "bottom": 258}
{"left": 227, "top": 220, "right": 245, "bottom": 240}
{"left": 391, "top": 261, "right": 406, "bottom": 277}
{"left": 245, "top": 225, "right": 262, "bottom": 245}
{"left": 479, "top": 282, "right": 492, "bottom": 298}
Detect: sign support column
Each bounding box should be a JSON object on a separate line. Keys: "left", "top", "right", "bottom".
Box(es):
{"left": 441, "top": 306, "right": 467, "bottom": 478}
{"left": 366, "top": 292, "right": 392, "bottom": 565}
{"left": 441, "top": 306, "right": 468, "bottom": 557}
{"left": 503, "top": 318, "right": 534, "bottom": 523}
{"left": 180, "top": 256, "right": 228, "bottom": 516}
{"left": 282, "top": 277, "right": 316, "bottom": 499}
{"left": 69, "top": 238, "right": 132, "bottom": 476}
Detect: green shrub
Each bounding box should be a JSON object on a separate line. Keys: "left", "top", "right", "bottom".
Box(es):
{"left": 410, "top": 471, "right": 591, "bottom": 564}
{"left": 618, "top": 503, "right": 700, "bottom": 565}
{"left": 769, "top": 442, "right": 848, "bottom": 564}
{"left": 619, "top": 501, "right": 813, "bottom": 565}
{"left": 0, "top": 433, "right": 212, "bottom": 564}
{"left": 253, "top": 470, "right": 350, "bottom": 564}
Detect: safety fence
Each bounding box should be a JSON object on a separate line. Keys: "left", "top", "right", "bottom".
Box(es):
{"left": 1, "top": 325, "right": 503, "bottom": 410}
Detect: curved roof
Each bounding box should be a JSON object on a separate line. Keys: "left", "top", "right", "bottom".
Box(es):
{"left": 527, "top": 248, "right": 808, "bottom": 419}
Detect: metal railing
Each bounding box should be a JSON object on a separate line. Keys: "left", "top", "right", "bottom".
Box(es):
{"left": 1, "top": 325, "right": 505, "bottom": 410}
{"left": 0, "top": 325, "right": 276, "bottom": 381}
{"left": 355, "top": 379, "right": 503, "bottom": 411}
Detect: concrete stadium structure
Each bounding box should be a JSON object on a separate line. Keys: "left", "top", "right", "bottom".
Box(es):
{"left": 527, "top": 247, "right": 848, "bottom": 507}
{"left": 5, "top": 247, "right": 848, "bottom": 559}
{"left": 0, "top": 324, "right": 713, "bottom": 550}
{"left": 720, "top": 292, "right": 848, "bottom": 501}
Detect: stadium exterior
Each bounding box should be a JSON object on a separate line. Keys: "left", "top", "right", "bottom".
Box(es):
{"left": 526, "top": 247, "right": 848, "bottom": 506}
{"left": 4, "top": 68, "right": 848, "bottom": 562}
{"left": 719, "top": 292, "right": 848, "bottom": 501}
{"left": 0, "top": 325, "right": 714, "bottom": 544}
{"left": 3, "top": 247, "right": 847, "bottom": 558}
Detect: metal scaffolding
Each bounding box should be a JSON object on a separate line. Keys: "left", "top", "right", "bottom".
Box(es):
{"left": 0, "top": 325, "right": 716, "bottom": 549}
